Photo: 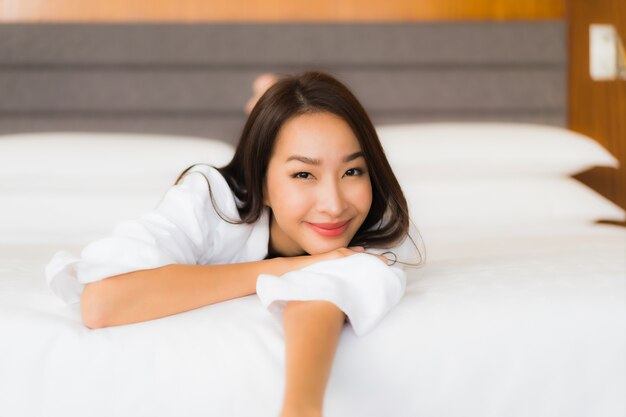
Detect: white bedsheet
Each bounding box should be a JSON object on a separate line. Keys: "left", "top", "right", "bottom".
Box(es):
{"left": 1, "top": 223, "right": 624, "bottom": 417}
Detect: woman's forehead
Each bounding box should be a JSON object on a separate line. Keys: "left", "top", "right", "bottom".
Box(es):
{"left": 273, "top": 112, "right": 362, "bottom": 158}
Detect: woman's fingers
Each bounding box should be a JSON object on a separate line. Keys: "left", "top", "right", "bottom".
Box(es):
{"left": 348, "top": 247, "right": 391, "bottom": 265}
{"left": 317, "top": 247, "right": 391, "bottom": 265}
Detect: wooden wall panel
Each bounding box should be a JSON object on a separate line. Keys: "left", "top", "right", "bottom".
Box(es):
{"left": 568, "top": 0, "right": 626, "bottom": 212}
{"left": 0, "top": 0, "right": 564, "bottom": 23}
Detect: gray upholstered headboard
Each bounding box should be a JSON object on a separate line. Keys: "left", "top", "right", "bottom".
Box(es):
{"left": 0, "top": 22, "right": 566, "bottom": 145}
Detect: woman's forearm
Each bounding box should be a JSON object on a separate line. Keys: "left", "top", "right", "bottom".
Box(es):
{"left": 81, "top": 248, "right": 369, "bottom": 329}
{"left": 81, "top": 257, "right": 307, "bottom": 329}
{"left": 280, "top": 300, "right": 346, "bottom": 417}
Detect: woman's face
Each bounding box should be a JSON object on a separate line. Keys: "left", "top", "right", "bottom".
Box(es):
{"left": 264, "top": 111, "right": 373, "bottom": 256}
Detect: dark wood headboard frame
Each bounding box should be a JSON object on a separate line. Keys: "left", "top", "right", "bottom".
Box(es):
{"left": 0, "top": 22, "right": 566, "bottom": 145}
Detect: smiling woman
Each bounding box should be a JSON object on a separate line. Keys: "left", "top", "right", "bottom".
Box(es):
{"left": 264, "top": 112, "right": 373, "bottom": 257}
{"left": 45, "top": 71, "right": 421, "bottom": 417}
{"left": 217, "top": 71, "right": 412, "bottom": 252}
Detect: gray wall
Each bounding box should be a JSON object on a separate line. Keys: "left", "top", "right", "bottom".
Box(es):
{"left": 0, "top": 22, "right": 566, "bottom": 144}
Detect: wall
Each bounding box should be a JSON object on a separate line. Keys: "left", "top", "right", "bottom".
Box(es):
{"left": 0, "top": 0, "right": 564, "bottom": 22}
{"left": 569, "top": 0, "right": 626, "bottom": 212}
{"left": 0, "top": 22, "right": 567, "bottom": 144}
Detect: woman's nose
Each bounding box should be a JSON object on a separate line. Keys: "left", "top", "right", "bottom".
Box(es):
{"left": 317, "top": 180, "right": 348, "bottom": 216}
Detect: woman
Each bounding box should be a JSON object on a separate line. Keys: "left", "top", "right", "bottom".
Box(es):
{"left": 46, "top": 71, "right": 422, "bottom": 417}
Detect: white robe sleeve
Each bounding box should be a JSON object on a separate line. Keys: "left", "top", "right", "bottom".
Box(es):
{"left": 256, "top": 253, "right": 407, "bottom": 336}
{"left": 255, "top": 221, "right": 423, "bottom": 336}
{"left": 45, "top": 170, "right": 216, "bottom": 305}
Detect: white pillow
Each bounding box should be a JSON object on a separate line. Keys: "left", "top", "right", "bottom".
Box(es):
{"left": 401, "top": 177, "right": 625, "bottom": 230}
{"left": 0, "top": 132, "right": 235, "bottom": 193}
{"left": 1, "top": 190, "right": 160, "bottom": 243}
{"left": 0, "top": 132, "right": 236, "bottom": 243}
{"left": 377, "top": 123, "right": 619, "bottom": 179}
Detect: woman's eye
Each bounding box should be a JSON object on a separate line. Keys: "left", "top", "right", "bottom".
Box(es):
{"left": 292, "top": 172, "right": 313, "bottom": 180}
{"left": 345, "top": 168, "right": 364, "bottom": 177}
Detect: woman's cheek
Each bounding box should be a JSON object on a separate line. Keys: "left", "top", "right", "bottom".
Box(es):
{"left": 348, "top": 181, "right": 372, "bottom": 209}
{"left": 281, "top": 183, "right": 311, "bottom": 212}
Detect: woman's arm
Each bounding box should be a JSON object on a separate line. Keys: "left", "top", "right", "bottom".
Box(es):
{"left": 279, "top": 300, "right": 345, "bottom": 417}
{"left": 81, "top": 258, "right": 289, "bottom": 329}
{"left": 81, "top": 247, "right": 370, "bottom": 329}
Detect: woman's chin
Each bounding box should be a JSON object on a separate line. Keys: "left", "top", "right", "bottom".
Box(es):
{"left": 303, "top": 240, "right": 350, "bottom": 256}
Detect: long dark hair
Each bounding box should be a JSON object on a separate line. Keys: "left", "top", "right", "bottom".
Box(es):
{"left": 177, "top": 71, "right": 415, "bottom": 253}
{"left": 175, "top": 71, "right": 415, "bottom": 252}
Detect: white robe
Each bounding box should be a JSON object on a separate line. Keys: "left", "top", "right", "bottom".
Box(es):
{"left": 45, "top": 164, "right": 417, "bottom": 336}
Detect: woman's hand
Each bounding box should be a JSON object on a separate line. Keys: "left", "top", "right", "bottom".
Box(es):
{"left": 285, "top": 246, "right": 388, "bottom": 271}
{"left": 316, "top": 246, "right": 388, "bottom": 264}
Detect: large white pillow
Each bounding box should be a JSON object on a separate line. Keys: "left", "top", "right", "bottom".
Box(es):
{"left": 0, "top": 132, "right": 235, "bottom": 193}
{"left": 377, "top": 123, "right": 619, "bottom": 179}
{"left": 1, "top": 190, "right": 159, "bottom": 243}
{"left": 401, "top": 177, "right": 625, "bottom": 231}
{"left": 0, "top": 132, "right": 235, "bottom": 243}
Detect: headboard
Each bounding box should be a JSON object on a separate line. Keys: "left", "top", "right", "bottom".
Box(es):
{"left": 0, "top": 22, "right": 566, "bottom": 145}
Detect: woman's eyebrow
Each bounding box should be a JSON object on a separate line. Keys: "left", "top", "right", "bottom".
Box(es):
{"left": 343, "top": 151, "right": 364, "bottom": 162}
{"left": 286, "top": 155, "right": 321, "bottom": 165}
{"left": 285, "top": 151, "right": 364, "bottom": 165}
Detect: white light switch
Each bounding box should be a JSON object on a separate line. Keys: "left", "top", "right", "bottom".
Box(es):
{"left": 590, "top": 24, "right": 619, "bottom": 81}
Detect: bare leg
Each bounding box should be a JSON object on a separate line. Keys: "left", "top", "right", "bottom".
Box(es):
{"left": 279, "top": 300, "right": 346, "bottom": 417}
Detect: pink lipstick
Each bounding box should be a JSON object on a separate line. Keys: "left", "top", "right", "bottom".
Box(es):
{"left": 306, "top": 220, "right": 350, "bottom": 237}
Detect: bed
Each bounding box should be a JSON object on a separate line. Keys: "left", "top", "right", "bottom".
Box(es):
{"left": 1, "top": 20, "right": 625, "bottom": 417}
{"left": 1, "top": 122, "right": 625, "bottom": 417}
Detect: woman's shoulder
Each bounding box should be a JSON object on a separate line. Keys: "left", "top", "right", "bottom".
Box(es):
{"left": 168, "top": 163, "right": 270, "bottom": 263}
{"left": 175, "top": 163, "right": 226, "bottom": 188}
{"left": 174, "top": 164, "right": 235, "bottom": 198}
{"left": 160, "top": 163, "right": 241, "bottom": 220}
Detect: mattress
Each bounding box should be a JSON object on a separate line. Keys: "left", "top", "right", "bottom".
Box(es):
{"left": 1, "top": 127, "right": 625, "bottom": 416}
{"left": 0, "top": 223, "right": 623, "bottom": 417}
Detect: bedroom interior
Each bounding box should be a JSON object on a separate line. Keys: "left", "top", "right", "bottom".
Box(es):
{"left": 0, "top": 1, "right": 624, "bottom": 417}
{"left": 1, "top": 0, "right": 624, "bottom": 212}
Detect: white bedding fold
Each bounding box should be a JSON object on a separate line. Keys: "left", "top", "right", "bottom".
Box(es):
{"left": 256, "top": 253, "right": 406, "bottom": 336}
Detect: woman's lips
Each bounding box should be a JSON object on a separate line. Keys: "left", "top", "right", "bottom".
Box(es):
{"left": 305, "top": 220, "right": 350, "bottom": 237}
